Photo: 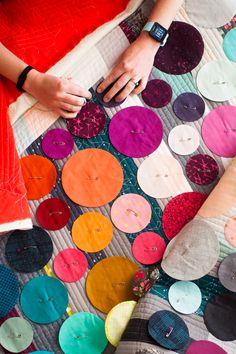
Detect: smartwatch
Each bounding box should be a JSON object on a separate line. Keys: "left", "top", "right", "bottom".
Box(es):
{"left": 142, "top": 22, "right": 169, "bottom": 46}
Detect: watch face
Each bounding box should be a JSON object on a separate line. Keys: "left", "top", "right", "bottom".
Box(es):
{"left": 150, "top": 23, "right": 167, "bottom": 42}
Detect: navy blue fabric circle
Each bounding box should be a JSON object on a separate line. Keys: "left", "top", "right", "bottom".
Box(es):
{"left": 148, "top": 310, "right": 190, "bottom": 350}
{"left": 0, "top": 264, "right": 20, "bottom": 317}
{"left": 96, "top": 81, "right": 126, "bottom": 108}
{"left": 5, "top": 226, "right": 53, "bottom": 273}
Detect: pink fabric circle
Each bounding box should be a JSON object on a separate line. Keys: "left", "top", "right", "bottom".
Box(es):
{"left": 186, "top": 340, "right": 227, "bottom": 354}
{"left": 224, "top": 216, "right": 236, "bottom": 248}
{"left": 202, "top": 106, "right": 236, "bottom": 158}
{"left": 54, "top": 248, "right": 88, "bottom": 282}
{"left": 41, "top": 128, "right": 74, "bottom": 159}
{"left": 132, "top": 232, "right": 166, "bottom": 265}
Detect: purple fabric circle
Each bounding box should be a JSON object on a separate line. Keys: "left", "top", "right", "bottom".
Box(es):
{"left": 186, "top": 340, "right": 227, "bottom": 354}
{"left": 67, "top": 102, "right": 106, "bottom": 138}
{"left": 186, "top": 154, "right": 219, "bottom": 186}
{"left": 173, "top": 93, "right": 205, "bottom": 122}
{"left": 141, "top": 80, "right": 172, "bottom": 108}
{"left": 96, "top": 81, "right": 126, "bottom": 108}
{"left": 41, "top": 128, "right": 74, "bottom": 159}
{"left": 154, "top": 21, "right": 204, "bottom": 75}
{"left": 108, "top": 106, "right": 163, "bottom": 158}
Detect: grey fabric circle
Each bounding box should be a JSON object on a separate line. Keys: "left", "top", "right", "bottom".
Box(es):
{"left": 218, "top": 253, "right": 236, "bottom": 292}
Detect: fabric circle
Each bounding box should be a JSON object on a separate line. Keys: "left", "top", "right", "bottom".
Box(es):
{"left": 141, "top": 79, "right": 172, "bottom": 108}
{"left": 105, "top": 301, "right": 137, "bottom": 347}
{"left": 54, "top": 248, "right": 88, "bottom": 282}
{"left": 186, "top": 154, "right": 219, "bottom": 186}
{"left": 5, "top": 226, "right": 53, "bottom": 273}
{"left": 132, "top": 266, "right": 160, "bottom": 298}
{"left": 62, "top": 148, "right": 123, "bottom": 207}
{"left": 168, "top": 281, "right": 202, "bottom": 314}
{"left": 154, "top": 21, "right": 204, "bottom": 75}
{"left": 20, "top": 155, "right": 57, "bottom": 200}
{"left": 186, "top": 340, "right": 227, "bottom": 354}
{"left": 223, "top": 28, "right": 236, "bottom": 63}
{"left": 59, "top": 312, "right": 107, "bottom": 354}
{"left": 36, "top": 197, "right": 70, "bottom": 230}
{"left": 132, "top": 232, "right": 166, "bottom": 265}
{"left": 218, "top": 253, "right": 236, "bottom": 292}
{"left": 148, "top": 310, "right": 190, "bottom": 350}
{"left": 168, "top": 125, "right": 200, "bottom": 156}
{"left": 30, "top": 352, "right": 53, "bottom": 354}
{"left": 185, "top": 0, "right": 236, "bottom": 28}
{"left": 96, "top": 81, "right": 126, "bottom": 107}
{"left": 67, "top": 102, "right": 106, "bottom": 138}
{"left": 0, "top": 317, "right": 33, "bottom": 353}
{"left": 41, "top": 128, "right": 74, "bottom": 159}
{"left": 72, "top": 212, "right": 112, "bottom": 252}
{"left": 86, "top": 256, "right": 138, "bottom": 313}
{"left": 110, "top": 194, "right": 151, "bottom": 233}
{"left": 204, "top": 293, "right": 236, "bottom": 341}
{"left": 20, "top": 276, "right": 68, "bottom": 324}
{"left": 0, "top": 264, "right": 19, "bottom": 318}
{"left": 196, "top": 60, "right": 236, "bottom": 102}
{"left": 108, "top": 106, "right": 163, "bottom": 158}
{"left": 173, "top": 93, "right": 205, "bottom": 122}
{"left": 225, "top": 216, "right": 236, "bottom": 248}
{"left": 137, "top": 155, "right": 184, "bottom": 199}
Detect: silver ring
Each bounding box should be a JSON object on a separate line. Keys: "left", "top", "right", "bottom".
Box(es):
{"left": 82, "top": 98, "right": 87, "bottom": 106}
{"left": 130, "top": 79, "right": 140, "bottom": 88}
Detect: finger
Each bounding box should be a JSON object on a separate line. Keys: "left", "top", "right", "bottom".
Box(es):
{"left": 64, "top": 82, "right": 92, "bottom": 99}
{"left": 58, "top": 109, "right": 80, "bottom": 119}
{"left": 115, "top": 79, "right": 139, "bottom": 102}
{"left": 97, "top": 67, "right": 124, "bottom": 93}
{"left": 59, "top": 102, "right": 83, "bottom": 113}
{"left": 63, "top": 94, "right": 86, "bottom": 106}
{"left": 103, "top": 73, "right": 131, "bottom": 102}
{"left": 132, "top": 78, "right": 147, "bottom": 95}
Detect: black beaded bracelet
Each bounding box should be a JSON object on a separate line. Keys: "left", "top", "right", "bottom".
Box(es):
{"left": 16, "top": 65, "right": 34, "bottom": 92}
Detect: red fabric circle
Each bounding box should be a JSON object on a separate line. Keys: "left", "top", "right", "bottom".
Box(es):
{"left": 36, "top": 198, "right": 70, "bottom": 230}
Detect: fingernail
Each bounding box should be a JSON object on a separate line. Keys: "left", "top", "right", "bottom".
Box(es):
{"left": 103, "top": 97, "right": 109, "bottom": 102}
{"left": 97, "top": 87, "right": 102, "bottom": 93}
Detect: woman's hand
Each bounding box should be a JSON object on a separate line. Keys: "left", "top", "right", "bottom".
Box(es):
{"left": 23, "top": 70, "right": 92, "bottom": 118}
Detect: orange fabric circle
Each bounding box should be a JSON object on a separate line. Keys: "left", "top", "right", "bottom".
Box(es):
{"left": 86, "top": 256, "right": 139, "bottom": 313}
{"left": 61, "top": 148, "right": 124, "bottom": 207}
{"left": 72, "top": 212, "right": 113, "bottom": 252}
{"left": 20, "top": 155, "right": 57, "bottom": 200}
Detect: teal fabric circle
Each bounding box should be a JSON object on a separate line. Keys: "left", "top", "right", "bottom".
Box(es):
{"left": 168, "top": 281, "right": 202, "bottom": 314}
{"left": 223, "top": 28, "right": 236, "bottom": 63}
{"left": 59, "top": 312, "right": 108, "bottom": 354}
{"left": 20, "top": 276, "right": 68, "bottom": 324}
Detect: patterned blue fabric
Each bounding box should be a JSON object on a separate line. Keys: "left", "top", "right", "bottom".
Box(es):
{"left": 0, "top": 264, "right": 20, "bottom": 317}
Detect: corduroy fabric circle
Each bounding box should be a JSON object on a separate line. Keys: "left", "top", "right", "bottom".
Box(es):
{"left": 41, "top": 128, "right": 74, "bottom": 159}
{"left": 168, "top": 281, "right": 202, "bottom": 314}
{"left": 0, "top": 264, "right": 19, "bottom": 318}
{"left": 141, "top": 79, "right": 172, "bottom": 108}
{"left": 173, "top": 92, "right": 205, "bottom": 122}
{"left": 132, "top": 232, "right": 166, "bottom": 265}
{"left": 36, "top": 197, "right": 70, "bottom": 230}
{"left": 186, "top": 340, "right": 227, "bottom": 354}
{"left": 224, "top": 215, "right": 236, "bottom": 248}
{"left": 218, "top": 253, "right": 236, "bottom": 292}
{"left": 186, "top": 154, "right": 219, "bottom": 186}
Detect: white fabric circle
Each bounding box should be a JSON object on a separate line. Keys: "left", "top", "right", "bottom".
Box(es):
{"left": 168, "top": 125, "right": 200, "bottom": 156}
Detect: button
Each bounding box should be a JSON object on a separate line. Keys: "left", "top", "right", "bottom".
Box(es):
{"left": 168, "top": 125, "right": 200, "bottom": 156}
{"left": 186, "top": 340, "right": 227, "bottom": 354}
{"left": 186, "top": 154, "right": 219, "bottom": 185}
{"left": 0, "top": 264, "right": 19, "bottom": 317}
{"left": 141, "top": 79, "right": 172, "bottom": 108}
{"left": 223, "top": 28, "right": 236, "bottom": 63}
{"left": 41, "top": 128, "right": 74, "bottom": 159}
{"left": 36, "top": 197, "right": 70, "bottom": 230}
{"left": 111, "top": 193, "right": 152, "bottom": 234}
{"left": 132, "top": 232, "right": 166, "bottom": 265}
{"left": 132, "top": 266, "right": 160, "bottom": 298}
{"left": 108, "top": 107, "right": 163, "bottom": 158}
{"left": 173, "top": 92, "right": 205, "bottom": 122}
{"left": 224, "top": 216, "right": 236, "bottom": 248}
{"left": 96, "top": 80, "right": 126, "bottom": 108}
{"left": 218, "top": 253, "right": 236, "bottom": 292}
{"left": 5, "top": 226, "right": 53, "bottom": 273}
{"left": 168, "top": 281, "right": 202, "bottom": 314}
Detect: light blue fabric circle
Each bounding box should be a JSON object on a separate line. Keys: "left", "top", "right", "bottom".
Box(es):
{"left": 168, "top": 281, "right": 202, "bottom": 314}
{"left": 223, "top": 28, "right": 236, "bottom": 63}
{"left": 20, "top": 276, "right": 68, "bottom": 324}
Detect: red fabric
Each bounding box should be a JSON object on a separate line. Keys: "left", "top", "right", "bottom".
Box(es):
{"left": 0, "top": 0, "right": 129, "bottom": 227}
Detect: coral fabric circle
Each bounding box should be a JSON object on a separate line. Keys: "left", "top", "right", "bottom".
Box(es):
{"left": 218, "top": 253, "right": 236, "bottom": 292}
{"left": 225, "top": 216, "right": 236, "bottom": 248}
{"left": 137, "top": 155, "right": 184, "bottom": 199}
{"left": 141, "top": 79, "right": 172, "bottom": 108}
{"left": 196, "top": 60, "right": 236, "bottom": 102}
{"left": 132, "top": 232, "right": 166, "bottom": 265}
{"left": 202, "top": 105, "right": 236, "bottom": 158}
{"left": 72, "top": 212, "right": 112, "bottom": 252}
{"left": 223, "top": 28, "right": 236, "bottom": 63}
{"left": 59, "top": 312, "right": 107, "bottom": 354}
{"left": 67, "top": 102, "right": 106, "bottom": 138}
{"left": 0, "top": 264, "right": 19, "bottom": 318}
{"left": 5, "top": 226, "right": 53, "bottom": 273}
{"left": 36, "top": 198, "right": 70, "bottom": 230}
{"left": 105, "top": 301, "right": 137, "bottom": 347}
{"left": 154, "top": 21, "right": 204, "bottom": 75}
{"left": 41, "top": 128, "right": 74, "bottom": 159}
{"left": 0, "top": 317, "right": 33, "bottom": 353}
{"left": 96, "top": 81, "right": 126, "bottom": 108}
{"left": 168, "top": 281, "right": 202, "bottom": 314}
{"left": 86, "top": 256, "right": 138, "bottom": 313}
{"left": 62, "top": 148, "right": 123, "bottom": 207}
{"left": 186, "top": 154, "right": 219, "bottom": 186}
{"left": 54, "top": 248, "right": 88, "bottom": 282}
{"left": 168, "top": 125, "right": 200, "bottom": 156}
{"left": 108, "top": 106, "right": 163, "bottom": 158}
{"left": 110, "top": 193, "right": 152, "bottom": 233}
{"left": 20, "top": 276, "right": 68, "bottom": 324}
{"left": 173, "top": 92, "right": 205, "bottom": 122}
{"left": 20, "top": 155, "right": 57, "bottom": 200}
{"left": 186, "top": 340, "right": 227, "bottom": 354}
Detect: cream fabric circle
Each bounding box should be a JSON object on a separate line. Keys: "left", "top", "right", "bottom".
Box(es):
{"left": 168, "top": 125, "right": 200, "bottom": 156}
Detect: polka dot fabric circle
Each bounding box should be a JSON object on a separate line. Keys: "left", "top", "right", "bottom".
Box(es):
{"left": 154, "top": 21, "right": 204, "bottom": 75}
{"left": 36, "top": 198, "right": 70, "bottom": 230}
{"left": 141, "top": 80, "right": 172, "bottom": 108}
{"left": 96, "top": 81, "right": 126, "bottom": 108}
{"left": 168, "top": 125, "right": 200, "bottom": 156}
{"left": 218, "top": 253, "right": 236, "bottom": 292}
{"left": 5, "top": 226, "right": 53, "bottom": 273}
{"left": 54, "top": 248, "right": 88, "bottom": 282}
{"left": 162, "top": 192, "right": 207, "bottom": 240}
{"left": 62, "top": 148, "right": 124, "bottom": 207}
{"left": 111, "top": 194, "right": 152, "bottom": 234}
{"left": 132, "top": 232, "right": 166, "bottom": 265}
{"left": 108, "top": 106, "right": 163, "bottom": 158}
{"left": 173, "top": 92, "right": 205, "bottom": 122}
{"left": 67, "top": 102, "right": 106, "bottom": 138}
{"left": 168, "top": 281, "right": 202, "bottom": 314}
{"left": 225, "top": 216, "right": 236, "bottom": 248}
{"left": 0, "top": 264, "right": 19, "bottom": 317}
{"left": 20, "top": 155, "right": 57, "bottom": 200}
{"left": 41, "top": 128, "right": 74, "bottom": 159}
{"left": 223, "top": 28, "right": 236, "bottom": 63}
{"left": 186, "top": 154, "right": 219, "bottom": 186}
{"left": 20, "top": 276, "right": 68, "bottom": 324}
{"left": 186, "top": 340, "right": 227, "bottom": 354}
{"left": 86, "top": 256, "right": 138, "bottom": 313}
